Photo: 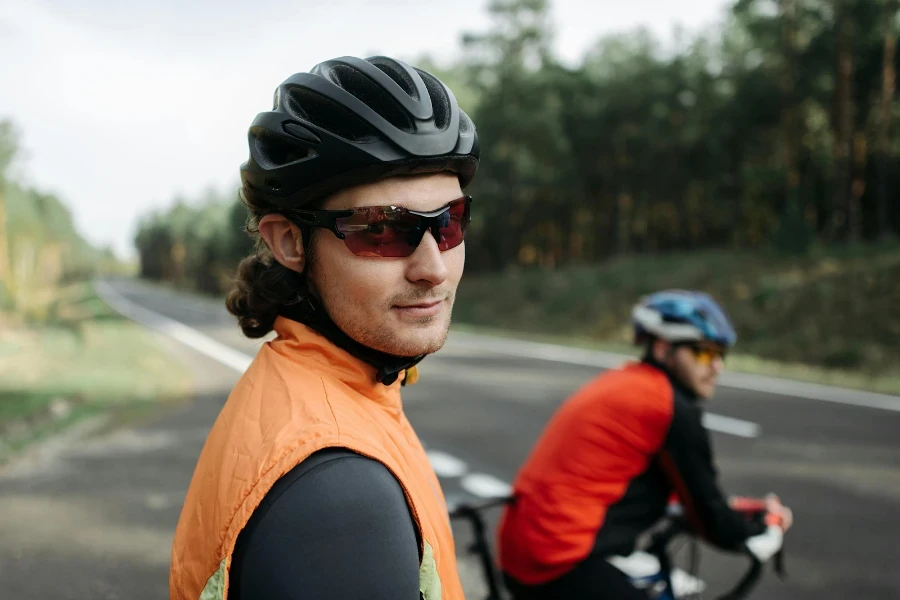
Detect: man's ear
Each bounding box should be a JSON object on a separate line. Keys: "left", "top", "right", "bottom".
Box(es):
{"left": 651, "top": 339, "right": 671, "bottom": 363}
{"left": 258, "top": 214, "right": 306, "bottom": 274}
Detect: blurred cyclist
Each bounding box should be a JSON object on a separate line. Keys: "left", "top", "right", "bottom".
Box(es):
{"left": 169, "top": 56, "right": 478, "bottom": 600}
{"left": 497, "top": 290, "right": 793, "bottom": 599}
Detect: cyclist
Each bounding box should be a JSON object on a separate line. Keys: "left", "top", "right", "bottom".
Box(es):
{"left": 169, "top": 56, "right": 478, "bottom": 600}
{"left": 497, "top": 290, "right": 793, "bottom": 599}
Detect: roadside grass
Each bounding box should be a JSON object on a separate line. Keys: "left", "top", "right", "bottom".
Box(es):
{"left": 0, "top": 282, "right": 193, "bottom": 463}
{"left": 449, "top": 322, "right": 900, "bottom": 396}
{"left": 453, "top": 242, "right": 900, "bottom": 395}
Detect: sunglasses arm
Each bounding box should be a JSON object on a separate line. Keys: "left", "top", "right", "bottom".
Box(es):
{"left": 288, "top": 209, "right": 354, "bottom": 240}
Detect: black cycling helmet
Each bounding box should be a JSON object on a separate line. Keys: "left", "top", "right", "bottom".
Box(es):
{"left": 240, "top": 55, "right": 479, "bottom": 208}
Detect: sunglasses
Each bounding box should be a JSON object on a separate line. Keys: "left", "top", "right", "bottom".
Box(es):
{"left": 287, "top": 196, "right": 472, "bottom": 258}
{"left": 683, "top": 343, "right": 728, "bottom": 366}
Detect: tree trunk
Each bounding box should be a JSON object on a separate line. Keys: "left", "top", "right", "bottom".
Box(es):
{"left": 833, "top": 3, "right": 855, "bottom": 241}
{"left": 0, "top": 183, "right": 10, "bottom": 293}
{"left": 781, "top": 0, "right": 800, "bottom": 199}
{"left": 877, "top": 0, "right": 897, "bottom": 239}
{"left": 850, "top": 131, "right": 867, "bottom": 242}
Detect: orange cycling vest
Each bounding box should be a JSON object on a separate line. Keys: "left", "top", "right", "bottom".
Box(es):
{"left": 497, "top": 362, "right": 674, "bottom": 585}
{"left": 169, "top": 316, "right": 462, "bottom": 600}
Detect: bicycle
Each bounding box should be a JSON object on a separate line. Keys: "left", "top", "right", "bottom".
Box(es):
{"left": 448, "top": 495, "right": 787, "bottom": 600}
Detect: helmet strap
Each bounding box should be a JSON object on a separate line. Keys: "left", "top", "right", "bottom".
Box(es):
{"left": 279, "top": 276, "right": 425, "bottom": 386}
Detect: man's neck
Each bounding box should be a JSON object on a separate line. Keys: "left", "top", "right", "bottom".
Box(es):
{"left": 279, "top": 296, "right": 425, "bottom": 386}
{"left": 641, "top": 355, "right": 700, "bottom": 402}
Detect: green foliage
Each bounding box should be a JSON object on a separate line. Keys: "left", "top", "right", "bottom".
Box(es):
{"left": 133, "top": 186, "right": 249, "bottom": 295}
{"left": 1, "top": 119, "right": 114, "bottom": 317}
{"left": 0, "top": 282, "right": 192, "bottom": 461}
{"left": 0, "top": 121, "right": 20, "bottom": 178}
{"left": 454, "top": 243, "right": 900, "bottom": 374}
{"left": 138, "top": 0, "right": 900, "bottom": 275}
{"left": 454, "top": 0, "right": 900, "bottom": 270}
{"left": 772, "top": 193, "right": 816, "bottom": 254}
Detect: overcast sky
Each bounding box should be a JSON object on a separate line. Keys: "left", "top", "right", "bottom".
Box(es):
{"left": 1, "top": 0, "right": 731, "bottom": 259}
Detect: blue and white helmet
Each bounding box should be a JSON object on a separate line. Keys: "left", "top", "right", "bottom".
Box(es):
{"left": 632, "top": 290, "right": 737, "bottom": 347}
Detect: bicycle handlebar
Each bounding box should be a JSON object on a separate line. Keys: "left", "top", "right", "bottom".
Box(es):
{"left": 716, "top": 554, "right": 764, "bottom": 600}
{"left": 716, "top": 542, "right": 787, "bottom": 600}
{"left": 448, "top": 495, "right": 514, "bottom": 517}
{"left": 648, "top": 498, "right": 788, "bottom": 600}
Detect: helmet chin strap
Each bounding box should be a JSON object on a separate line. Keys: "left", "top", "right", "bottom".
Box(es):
{"left": 279, "top": 288, "right": 426, "bottom": 387}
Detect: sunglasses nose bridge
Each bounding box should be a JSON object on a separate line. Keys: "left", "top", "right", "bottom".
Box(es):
{"left": 401, "top": 217, "right": 432, "bottom": 250}
{"left": 428, "top": 218, "right": 442, "bottom": 242}
{"left": 407, "top": 213, "right": 446, "bottom": 248}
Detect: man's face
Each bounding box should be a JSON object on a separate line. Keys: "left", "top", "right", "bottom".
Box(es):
{"left": 307, "top": 173, "right": 465, "bottom": 357}
{"left": 664, "top": 342, "right": 726, "bottom": 399}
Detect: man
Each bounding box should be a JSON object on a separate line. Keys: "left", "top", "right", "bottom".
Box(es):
{"left": 169, "top": 56, "right": 479, "bottom": 600}
{"left": 497, "top": 290, "right": 793, "bottom": 599}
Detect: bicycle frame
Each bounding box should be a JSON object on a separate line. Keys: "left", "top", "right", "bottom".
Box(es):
{"left": 448, "top": 496, "right": 785, "bottom": 600}
{"left": 637, "top": 508, "right": 787, "bottom": 600}
{"left": 448, "top": 496, "right": 511, "bottom": 600}
{"left": 609, "top": 549, "right": 706, "bottom": 599}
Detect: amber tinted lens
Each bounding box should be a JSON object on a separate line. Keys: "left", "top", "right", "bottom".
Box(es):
{"left": 690, "top": 345, "right": 727, "bottom": 365}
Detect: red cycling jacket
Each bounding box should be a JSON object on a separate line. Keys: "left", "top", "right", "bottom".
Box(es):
{"left": 497, "top": 361, "right": 764, "bottom": 585}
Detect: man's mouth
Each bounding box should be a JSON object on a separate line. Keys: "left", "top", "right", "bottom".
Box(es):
{"left": 392, "top": 299, "right": 444, "bottom": 318}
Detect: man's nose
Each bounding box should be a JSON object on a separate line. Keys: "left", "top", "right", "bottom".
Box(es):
{"left": 405, "top": 233, "right": 450, "bottom": 286}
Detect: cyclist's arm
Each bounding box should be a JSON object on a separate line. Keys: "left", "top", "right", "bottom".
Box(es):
{"left": 658, "top": 401, "right": 767, "bottom": 551}
{"left": 229, "top": 448, "right": 421, "bottom": 600}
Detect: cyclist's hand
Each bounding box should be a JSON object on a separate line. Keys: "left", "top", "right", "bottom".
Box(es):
{"left": 764, "top": 494, "right": 793, "bottom": 532}
{"left": 729, "top": 495, "right": 766, "bottom": 512}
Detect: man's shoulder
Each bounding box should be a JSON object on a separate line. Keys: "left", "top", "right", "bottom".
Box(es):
{"left": 564, "top": 361, "right": 675, "bottom": 425}
{"left": 232, "top": 341, "right": 331, "bottom": 398}
{"left": 593, "top": 361, "right": 674, "bottom": 401}
{"left": 213, "top": 344, "right": 340, "bottom": 441}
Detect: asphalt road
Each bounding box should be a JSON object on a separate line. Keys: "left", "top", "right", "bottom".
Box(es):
{"left": 1, "top": 277, "right": 898, "bottom": 599}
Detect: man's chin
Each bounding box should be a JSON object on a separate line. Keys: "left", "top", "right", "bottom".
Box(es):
{"left": 697, "top": 383, "right": 717, "bottom": 400}
{"left": 338, "top": 316, "right": 443, "bottom": 357}
{"left": 394, "top": 334, "right": 448, "bottom": 357}
{"left": 382, "top": 322, "right": 450, "bottom": 357}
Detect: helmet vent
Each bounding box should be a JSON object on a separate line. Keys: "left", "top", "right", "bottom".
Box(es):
{"left": 369, "top": 57, "right": 419, "bottom": 100}
{"left": 329, "top": 64, "right": 415, "bottom": 133}
{"left": 284, "top": 86, "right": 380, "bottom": 143}
{"left": 459, "top": 111, "right": 474, "bottom": 135}
{"left": 416, "top": 69, "right": 451, "bottom": 132}
{"left": 253, "top": 129, "right": 316, "bottom": 168}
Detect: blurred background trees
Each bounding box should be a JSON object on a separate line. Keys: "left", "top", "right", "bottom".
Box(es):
{"left": 0, "top": 120, "right": 117, "bottom": 321}
{"left": 133, "top": 0, "right": 899, "bottom": 286}
{"left": 4, "top": 0, "right": 886, "bottom": 372}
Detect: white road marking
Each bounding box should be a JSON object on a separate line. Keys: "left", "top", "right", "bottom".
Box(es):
{"left": 447, "top": 331, "right": 900, "bottom": 412}
{"left": 702, "top": 413, "right": 761, "bottom": 439}
{"left": 427, "top": 450, "right": 469, "bottom": 478}
{"left": 95, "top": 280, "right": 253, "bottom": 373}
{"left": 461, "top": 473, "right": 513, "bottom": 498}
{"left": 94, "top": 280, "right": 764, "bottom": 499}
{"left": 96, "top": 280, "right": 764, "bottom": 447}
{"left": 97, "top": 281, "right": 512, "bottom": 496}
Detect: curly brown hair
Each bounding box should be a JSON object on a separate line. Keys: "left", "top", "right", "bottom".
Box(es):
{"left": 224, "top": 188, "right": 318, "bottom": 338}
